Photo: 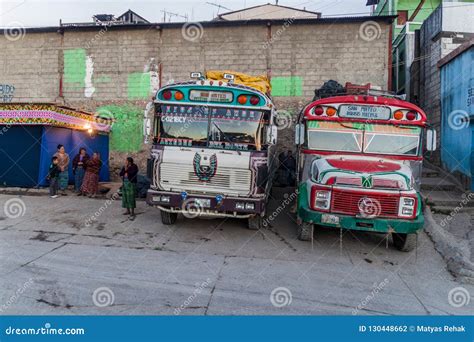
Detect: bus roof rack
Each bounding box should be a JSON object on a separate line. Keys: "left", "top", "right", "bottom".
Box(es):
{"left": 313, "top": 80, "right": 407, "bottom": 101}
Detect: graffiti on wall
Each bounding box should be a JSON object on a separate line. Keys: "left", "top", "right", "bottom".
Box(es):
{"left": 64, "top": 48, "right": 86, "bottom": 87}
{"left": 98, "top": 105, "right": 143, "bottom": 152}
{"left": 64, "top": 48, "right": 96, "bottom": 98}
{"left": 128, "top": 73, "right": 151, "bottom": 100}
{"left": 84, "top": 56, "right": 96, "bottom": 98}
{"left": 0, "top": 84, "right": 15, "bottom": 102}
{"left": 145, "top": 58, "right": 160, "bottom": 95}
{"left": 271, "top": 76, "right": 303, "bottom": 97}
{"left": 64, "top": 48, "right": 159, "bottom": 100}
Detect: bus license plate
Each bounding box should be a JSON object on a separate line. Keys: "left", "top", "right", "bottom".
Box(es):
{"left": 194, "top": 198, "right": 211, "bottom": 208}
{"left": 321, "top": 214, "right": 340, "bottom": 225}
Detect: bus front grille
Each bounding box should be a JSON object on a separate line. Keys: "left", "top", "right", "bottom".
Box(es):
{"left": 331, "top": 189, "right": 400, "bottom": 218}
{"left": 159, "top": 163, "right": 252, "bottom": 196}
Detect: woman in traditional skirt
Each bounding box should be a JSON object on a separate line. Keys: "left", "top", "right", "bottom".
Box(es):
{"left": 80, "top": 152, "right": 102, "bottom": 198}
{"left": 53, "top": 144, "right": 70, "bottom": 195}
{"left": 72, "top": 147, "right": 90, "bottom": 194}
{"left": 120, "top": 157, "right": 139, "bottom": 220}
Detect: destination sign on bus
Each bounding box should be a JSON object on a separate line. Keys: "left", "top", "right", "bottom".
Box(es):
{"left": 160, "top": 105, "right": 265, "bottom": 121}
{"left": 189, "top": 90, "right": 233, "bottom": 103}
{"left": 338, "top": 105, "right": 391, "bottom": 120}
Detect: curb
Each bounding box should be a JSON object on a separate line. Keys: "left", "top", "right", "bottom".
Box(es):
{"left": 424, "top": 206, "right": 474, "bottom": 284}
{"left": 0, "top": 188, "right": 48, "bottom": 196}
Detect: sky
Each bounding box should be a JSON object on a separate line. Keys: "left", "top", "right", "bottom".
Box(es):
{"left": 0, "top": 0, "right": 370, "bottom": 27}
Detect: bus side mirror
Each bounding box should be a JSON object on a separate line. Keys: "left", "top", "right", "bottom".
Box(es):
{"left": 426, "top": 129, "right": 437, "bottom": 152}
{"left": 295, "top": 124, "right": 305, "bottom": 145}
{"left": 267, "top": 125, "right": 278, "bottom": 145}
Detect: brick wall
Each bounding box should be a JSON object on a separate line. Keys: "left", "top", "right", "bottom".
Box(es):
{"left": 0, "top": 19, "right": 391, "bottom": 176}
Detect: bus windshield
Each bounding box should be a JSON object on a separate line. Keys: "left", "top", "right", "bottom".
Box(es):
{"left": 307, "top": 121, "right": 421, "bottom": 156}
{"left": 157, "top": 105, "right": 268, "bottom": 151}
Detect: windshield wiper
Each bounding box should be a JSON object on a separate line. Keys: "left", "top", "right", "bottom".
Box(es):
{"left": 212, "top": 122, "right": 241, "bottom": 155}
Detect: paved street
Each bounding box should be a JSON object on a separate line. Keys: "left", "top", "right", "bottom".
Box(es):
{"left": 1, "top": 191, "right": 473, "bottom": 315}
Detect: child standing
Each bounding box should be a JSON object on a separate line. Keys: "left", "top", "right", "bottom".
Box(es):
{"left": 48, "top": 156, "right": 61, "bottom": 198}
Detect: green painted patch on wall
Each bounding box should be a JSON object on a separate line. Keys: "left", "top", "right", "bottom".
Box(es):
{"left": 64, "top": 49, "right": 86, "bottom": 86}
{"left": 128, "top": 73, "right": 151, "bottom": 100}
{"left": 271, "top": 76, "right": 303, "bottom": 97}
{"left": 98, "top": 105, "right": 143, "bottom": 153}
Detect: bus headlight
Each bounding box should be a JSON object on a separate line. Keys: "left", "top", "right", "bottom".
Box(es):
{"left": 160, "top": 196, "right": 171, "bottom": 203}
{"left": 312, "top": 188, "right": 331, "bottom": 211}
{"left": 399, "top": 197, "right": 416, "bottom": 218}
{"left": 245, "top": 203, "right": 255, "bottom": 210}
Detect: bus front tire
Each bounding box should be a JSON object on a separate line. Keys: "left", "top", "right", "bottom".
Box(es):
{"left": 392, "top": 233, "right": 417, "bottom": 252}
{"left": 161, "top": 210, "right": 177, "bottom": 225}
{"left": 247, "top": 216, "right": 263, "bottom": 230}
{"left": 297, "top": 222, "right": 313, "bottom": 241}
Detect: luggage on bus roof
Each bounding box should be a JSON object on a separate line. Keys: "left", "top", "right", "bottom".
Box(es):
{"left": 206, "top": 70, "right": 271, "bottom": 94}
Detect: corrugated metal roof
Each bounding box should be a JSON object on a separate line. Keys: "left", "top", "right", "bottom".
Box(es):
{"left": 438, "top": 40, "right": 474, "bottom": 68}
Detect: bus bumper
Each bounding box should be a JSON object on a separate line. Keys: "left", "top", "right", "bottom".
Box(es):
{"left": 146, "top": 189, "right": 266, "bottom": 218}
{"left": 298, "top": 205, "right": 424, "bottom": 234}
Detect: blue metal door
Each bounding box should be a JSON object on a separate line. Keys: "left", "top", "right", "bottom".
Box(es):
{"left": 471, "top": 125, "right": 474, "bottom": 191}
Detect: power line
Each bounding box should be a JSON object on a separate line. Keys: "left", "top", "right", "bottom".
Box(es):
{"left": 206, "top": 2, "right": 233, "bottom": 15}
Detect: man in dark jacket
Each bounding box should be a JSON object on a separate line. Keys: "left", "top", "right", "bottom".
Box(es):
{"left": 120, "top": 157, "right": 139, "bottom": 219}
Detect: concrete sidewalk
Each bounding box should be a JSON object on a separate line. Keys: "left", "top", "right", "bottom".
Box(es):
{"left": 421, "top": 163, "right": 474, "bottom": 284}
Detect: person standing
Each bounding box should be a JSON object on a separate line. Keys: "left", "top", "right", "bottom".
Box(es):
{"left": 80, "top": 152, "right": 102, "bottom": 198}
{"left": 120, "top": 157, "right": 139, "bottom": 220}
{"left": 53, "top": 144, "right": 70, "bottom": 195}
{"left": 72, "top": 148, "right": 90, "bottom": 193}
{"left": 47, "top": 156, "right": 60, "bottom": 198}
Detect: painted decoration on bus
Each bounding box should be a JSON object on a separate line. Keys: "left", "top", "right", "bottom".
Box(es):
{"left": 338, "top": 105, "right": 391, "bottom": 120}
{"left": 189, "top": 90, "right": 233, "bottom": 103}
{"left": 157, "top": 105, "right": 267, "bottom": 151}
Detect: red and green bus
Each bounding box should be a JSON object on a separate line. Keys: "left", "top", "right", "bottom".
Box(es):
{"left": 295, "top": 91, "right": 436, "bottom": 251}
